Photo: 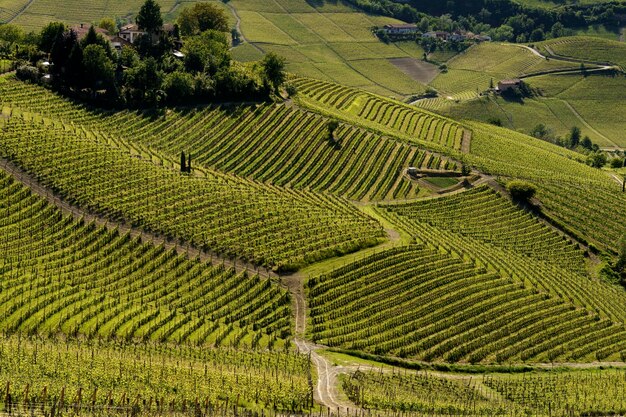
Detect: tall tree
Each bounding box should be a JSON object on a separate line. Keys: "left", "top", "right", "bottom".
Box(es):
{"left": 39, "top": 22, "right": 66, "bottom": 53}
{"left": 136, "top": 0, "right": 163, "bottom": 34}
{"left": 82, "top": 44, "right": 115, "bottom": 93}
{"left": 178, "top": 3, "right": 229, "bottom": 36}
{"left": 180, "top": 151, "right": 187, "bottom": 173}
{"left": 261, "top": 52, "right": 286, "bottom": 94}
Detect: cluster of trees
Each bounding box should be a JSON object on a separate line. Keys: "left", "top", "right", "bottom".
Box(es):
{"left": 348, "top": 0, "right": 626, "bottom": 43}
{"left": 9, "top": 0, "right": 286, "bottom": 107}
{"left": 530, "top": 125, "right": 613, "bottom": 168}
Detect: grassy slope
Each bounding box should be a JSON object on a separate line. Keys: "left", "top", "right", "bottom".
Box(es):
{"left": 230, "top": 0, "right": 427, "bottom": 98}
{"left": 7, "top": 0, "right": 234, "bottom": 30}
{"left": 428, "top": 42, "right": 579, "bottom": 99}
{"left": 421, "top": 37, "right": 626, "bottom": 148}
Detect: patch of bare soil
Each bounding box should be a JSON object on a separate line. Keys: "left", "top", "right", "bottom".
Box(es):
{"left": 389, "top": 57, "right": 440, "bottom": 85}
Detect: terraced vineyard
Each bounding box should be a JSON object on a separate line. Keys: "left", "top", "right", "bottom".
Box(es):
{"left": 6, "top": 0, "right": 187, "bottom": 30}
{"left": 429, "top": 43, "right": 579, "bottom": 97}
{"left": 0, "top": 110, "right": 384, "bottom": 272}
{"left": 537, "top": 36, "right": 626, "bottom": 69}
{"left": 0, "top": 335, "right": 311, "bottom": 413}
{"left": 342, "top": 370, "right": 514, "bottom": 414}
{"left": 0, "top": 170, "right": 292, "bottom": 345}
{"left": 308, "top": 186, "right": 626, "bottom": 363}
{"left": 342, "top": 368, "right": 626, "bottom": 416}
{"left": 385, "top": 186, "right": 586, "bottom": 274}
{"left": 0, "top": 79, "right": 457, "bottom": 202}
{"left": 291, "top": 78, "right": 466, "bottom": 152}
{"left": 465, "top": 122, "right": 626, "bottom": 253}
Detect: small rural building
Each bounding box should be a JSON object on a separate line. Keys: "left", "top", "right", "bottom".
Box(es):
{"left": 119, "top": 24, "right": 145, "bottom": 44}
{"left": 449, "top": 32, "right": 467, "bottom": 42}
{"left": 383, "top": 24, "right": 419, "bottom": 36}
{"left": 497, "top": 79, "right": 522, "bottom": 92}
{"left": 72, "top": 24, "right": 110, "bottom": 41}
{"left": 422, "top": 31, "right": 450, "bottom": 40}
{"left": 474, "top": 34, "right": 492, "bottom": 42}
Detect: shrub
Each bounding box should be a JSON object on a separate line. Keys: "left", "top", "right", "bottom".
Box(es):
{"left": 16, "top": 65, "right": 39, "bottom": 83}
{"left": 507, "top": 180, "right": 537, "bottom": 202}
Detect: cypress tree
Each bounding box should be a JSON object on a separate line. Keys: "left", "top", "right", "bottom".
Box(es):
{"left": 180, "top": 151, "right": 186, "bottom": 173}
{"left": 187, "top": 153, "right": 191, "bottom": 173}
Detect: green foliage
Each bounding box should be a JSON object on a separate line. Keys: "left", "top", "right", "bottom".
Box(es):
{"left": 506, "top": 180, "right": 537, "bottom": 202}
{"left": 0, "top": 105, "right": 383, "bottom": 271}
{"left": 38, "top": 21, "right": 65, "bottom": 53}
{"left": 163, "top": 71, "right": 195, "bottom": 102}
{"left": 135, "top": 0, "right": 162, "bottom": 34}
{"left": 262, "top": 52, "right": 286, "bottom": 93}
{"left": 586, "top": 151, "right": 607, "bottom": 168}
{"left": 177, "top": 2, "right": 229, "bottom": 36}
{"left": 82, "top": 44, "right": 115, "bottom": 92}
{"left": 98, "top": 17, "right": 117, "bottom": 35}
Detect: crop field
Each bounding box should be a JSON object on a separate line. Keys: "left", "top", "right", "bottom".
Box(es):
{"left": 429, "top": 43, "right": 579, "bottom": 97}
{"left": 0, "top": 78, "right": 454, "bottom": 202}
{"left": 465, "top": 122, "right": 626, "bottom": 253}
{"left": 230, "top": 0, "right": 427, "bottom": 98}
{"left": 0, "top": 169, "right": 294, "bottom": 345}
{"left": 0, "top": 108, "right": 384, "bottom": 272}
{"left": 342, "top": 368, "right": 626, "bottom": 416}
{"left": 4, "top": 0, "right": 228, "bottom": 30}
{"left": 291, "top": 78, "right": 466, "bottom": 153}
{"left": 3, "top": 0, "right": 626, "bottom": 410}
{"left": 308, "top": 187, "right": 626, "bottom": 362}
{"left": 537, "top": 36, "right": 626, "bottom": 69}
{"left": 0, "top": 335, "right": 311, "bottom": 413}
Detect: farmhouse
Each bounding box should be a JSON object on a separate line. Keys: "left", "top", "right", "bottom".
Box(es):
{"left": 72, "top": 23, "right": 109, "bottom": 40}
{"left": 422, "top": 31, "right": 449, "bottom": 40}
{"left": 119, "top": 23, "right": 145, "bottom": 43}
{"left": 383, "top": 24, "right": 419, "bottom": 36}
{"left": 497, "top": 79, "right": 522, "bottom": 92}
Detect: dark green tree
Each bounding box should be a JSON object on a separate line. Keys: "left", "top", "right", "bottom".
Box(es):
{"left": 39, "top": 22, "right": 66, "bottom": 53}
{"left": 261, "top": 52, "right": 286, "bottom": 93}
{"left": 507, "top": 180, "right": 537, "bottom": 203}
{"left": 187, "top": 153, "right": 192, "bottom": 173}
{"left": 82, "top": 44, "right": 115, "bottom": 93}
{"left": 568, "top": 126, "right": 581, "bottom": 148}
{"left": 180, "top": 151, "right": 187, "bottom": 173}
{"left": 136, "top": 0, "right": 163, "bottom": 35}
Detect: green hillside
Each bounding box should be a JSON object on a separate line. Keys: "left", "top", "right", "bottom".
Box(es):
{"left": 2, "top": 0, "right": 626, "bottom": 413}
{"left": 0, "top": 103, "right": 384, "bottom": 272}
{"left": 229, "top": 0, "right": 429, "bottom": 98}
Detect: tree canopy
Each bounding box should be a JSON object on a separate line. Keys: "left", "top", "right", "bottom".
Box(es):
{"left": 178, "top": 3, "right": 229, "bottom": 36}
{"left": 136, "top": 0, "right": 163, "bottom": 33}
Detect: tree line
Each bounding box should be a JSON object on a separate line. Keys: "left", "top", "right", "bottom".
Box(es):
{"left": 5, "top": 0, "right": 286, "bottom": 108}
{"left": 346, "top": 0, "right": 626, "bottom": 43}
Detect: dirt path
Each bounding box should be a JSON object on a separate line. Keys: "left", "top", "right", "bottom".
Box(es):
{"left": 460, "top": 129, "right": 471, "bottom": 153}
{"left": 561, "top": 100, "right": 618, "bottom": 148}
{"left": 6, "top": 0, "right": 35, "bottom": 23}
{"left": 225, "top": 1, "right": 264, "bottom": 53}
{"left": 511, "top": 44, "right": 547, "bottom": 59}
{"left": 0, "top": 156, "right": 276, "bottom": 279}
{"left": 284, "top": 269, "right": 358, "bottom": 413}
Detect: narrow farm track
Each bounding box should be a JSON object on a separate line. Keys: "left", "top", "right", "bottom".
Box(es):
{"left": 0, "top": 156, "right": 277, "bottom": 279}
{"left": 561, "top": 100, "right": 618, "bottom": 148}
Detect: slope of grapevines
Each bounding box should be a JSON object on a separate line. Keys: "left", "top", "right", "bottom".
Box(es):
{"left": 0, "top": 170, "right": 291, "bottom": 346}
{"left": 0, "top": 77, "right": 456, "bottom": 202}
{"left": 290, "top": 77, "right": 467, "bottom": 152}
{"left": 0, "top": 335, "right": 312, "bottom": 413}
{"left": 0, "top": 110, "right": 384, "bottom": 272}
